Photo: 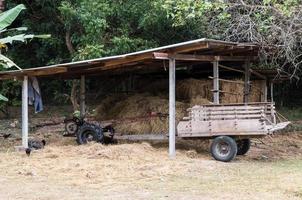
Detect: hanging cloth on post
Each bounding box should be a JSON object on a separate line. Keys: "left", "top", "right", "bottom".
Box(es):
{"left": 28, "top": 77, "right": 43, "bottom": 113}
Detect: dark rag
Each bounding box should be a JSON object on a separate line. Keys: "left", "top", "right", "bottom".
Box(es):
{"left": 28, "top": 77, "right": 43, "bottom": 113}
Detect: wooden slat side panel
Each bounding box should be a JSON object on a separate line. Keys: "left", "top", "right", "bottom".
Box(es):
{"left": 192, "top": 115, "right": 263, "bottom": 120}
{"left": 193, "top": 110, "right": 264, "bottom": 115}
{"left": 190, "top": 106, "right": 266, "bottom": 111}
{"left": 191, "top": 119, "right": 265, "bottom": 135}
{"left": 178, "top": 132, "right": 267, "bottom": 138}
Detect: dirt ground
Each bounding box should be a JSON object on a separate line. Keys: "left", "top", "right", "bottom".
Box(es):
{"left": 0, "top": 119, "right": 302, "bottom": 200}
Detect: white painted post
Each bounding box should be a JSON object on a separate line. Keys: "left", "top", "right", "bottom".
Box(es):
{"left": 22, "top": 76, "right": 28, "bottom": 148}
{"left": 80, "top": 75, "right": 86, "bottom": 117}
{"left": 169, "top": 58, "right": 176, "bottom": 158}
{"left": 213, "top": 61, "right": 219, "bottom": 104}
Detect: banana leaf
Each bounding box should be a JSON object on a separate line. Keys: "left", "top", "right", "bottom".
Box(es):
{"left": 0, "top": 4, "right": 26, "bottom": 31}
{"left": 0, "top": 94, "right": 8, "bottom": 102}
{"left": 0, "top": 54, "right": 21, "bottom": 70}
{"left": 0, "top": 34, "right": 51, "bottom": 44}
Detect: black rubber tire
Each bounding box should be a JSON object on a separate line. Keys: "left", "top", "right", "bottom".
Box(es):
{"left": 76, "top": 123, "right": 104, "bottom": 145}
{"left": 211, "top": 136, "right": 238, "bottom": 162}
{"left": 236, "top": 139, "right": 251, "bottom": 155}
{"left": 64, "top": 120, "right": 78, "bottom": 135}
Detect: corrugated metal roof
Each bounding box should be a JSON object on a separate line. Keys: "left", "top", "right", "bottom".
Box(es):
{"left": 0, "top": 38, "right": 258, "bottom": 79}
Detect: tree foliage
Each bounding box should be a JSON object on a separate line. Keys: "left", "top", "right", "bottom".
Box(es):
{"left": 160, "top": 0, "right": 302, "bottom": 78}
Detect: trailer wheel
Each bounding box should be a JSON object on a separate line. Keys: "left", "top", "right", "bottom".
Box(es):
{"left": 236, "top": 139, "right": 251, "bottom": 155}
{"left": 211, "top": 136, "right": 237, "bottom": 162}
{"left": 76, "top": 123, "right": 104, "bottom": 145}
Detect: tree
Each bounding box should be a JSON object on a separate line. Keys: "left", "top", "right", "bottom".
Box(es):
{"left": 160, "top": 0, "right": 302, "bottom": 78}
{"left": 0, "top": 3, "right": 49, "bottom": 116}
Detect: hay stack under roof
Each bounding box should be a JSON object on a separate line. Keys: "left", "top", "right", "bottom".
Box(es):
{"left": 94, "top": 78, "right": 262, "bottom": 134}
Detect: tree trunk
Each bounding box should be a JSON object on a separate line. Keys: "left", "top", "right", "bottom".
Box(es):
{"left": 65, "top": 29, "right": 79, "bottom": 111}
{"left": 70, "top": 80, "right": 79, "bottom": 111}
{"left": 0, "top": 0, "right": 5, "bottom": 11}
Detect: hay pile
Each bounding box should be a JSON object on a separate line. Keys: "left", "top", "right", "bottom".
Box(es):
{"left": 249, "top": 80, "right": 263, "bottom": 102}
{"left": 220, "top": 79, "right": 263, "bottom": 103}
{"left": 95, "top": 93, "right": 190, "bottom": 134}
{"left": 176, "top": 78, "right": 212, "bottom": 102}
{"left": 220, "top": 79, "right": 244, "bottom": 103}
{"left": 94, "top": 78, "right": 263, "bottom": 134}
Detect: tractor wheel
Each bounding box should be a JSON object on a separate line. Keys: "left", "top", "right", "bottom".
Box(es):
{"left": 64, "top": 120, "right": 78, "bottom": 136}
{"left": 76, "top": 123, "right": 104, "bottom": 145}
{"left": 236, "top": 139, "right": 251, "bottom": 155}
{"left": 211, "top": 136, "right": 237, "bottom": 162}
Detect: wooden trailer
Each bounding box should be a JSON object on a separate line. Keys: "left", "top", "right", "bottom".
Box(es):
{"left": 177, "top": 102, "right": 290, "bottom": 161}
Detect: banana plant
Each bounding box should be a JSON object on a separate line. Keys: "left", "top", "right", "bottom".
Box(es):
{"left": 0, "top": 4, "right": 50, "bottom": 101}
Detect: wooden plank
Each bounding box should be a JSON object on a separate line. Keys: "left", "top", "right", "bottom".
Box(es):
{"left": 170, "top": 42, "right": 209, "bottom": 53}
{"left": 195, "top": 110, "right": 263, "bottom": 115}
{"left": 208, "top": 76, "right": 245, "bottom": 84}
{"left": 218, "top": 64, "right": 245, "bottom": 73}
{"left": 0, "top": 67, "right": 67, "bottom": 79}
{"left": 193, "top": 102, "right": 273, "bottom": 106}
{"left": 190, "top": 104, "right": 265, "bottom": 111}
{"left": 83, "top": 53, "right": 154, "bottom": 72}
{"left": 153, "top": 52, "right": 215, "bottom": 61}
{"left": 249, "top": 68, "right": 267, "bottom": 80}
{"left": 189, "top": 119, "right": 265, "bottom": 136}
{"left": 213, "top": 61, "right": 219, "bottom": 104}
{"left": 218, "top": 64, "right": 266, "bottom": 80}
{"left": 177, "top": 131, "right": 267, "bottom": 138}
{"left": 270, "top": 82, "right": 274, "bottom": 102}
{"left": 244, "top": 61, "right": 251, "bottom": 103}
{"left": 211, "top": 89, "right": 243, "bottom": 95}
{"left": 115, "top": 134, "right": 167, "bottom": 141}
{"left": 153, "top": 52, "right": 255, "bottom": 61}
{"left": 193, "top": 114, "right": 263, "bottom": 120}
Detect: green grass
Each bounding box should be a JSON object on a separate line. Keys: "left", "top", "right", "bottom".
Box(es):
{"left": 278, "top": 107, "right": 302, "bottom": 121}
{"left": 277, "top": 107, "right": 302, "bottom": 132}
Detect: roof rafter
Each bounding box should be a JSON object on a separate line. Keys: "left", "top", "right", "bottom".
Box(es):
{"left": 153, "top": 52, "right": 256, "bottom": 61}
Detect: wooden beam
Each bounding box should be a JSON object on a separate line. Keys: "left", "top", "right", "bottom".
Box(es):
{"left": 208, "top": 76, "right": 245, "bottom": 84}
{"left": 84, "top": 53, "right": 154, "bottom": 72}
{"left": 244, "top": 61, "right": 251, "bottom": 103}
{"left": 0, "top": 67, "right": 67, "bottom": 80}
{"left": 260, "top": 80, "right": 268, "bottom": 102}
{"left": 170, "top": 42, "right": 209, "bottom": 53}
{"left": 218, "top": 64, "right": 245, "bottom": 73}
{"left": 249, "top": 68, "right": 267, "bottom": 80}
{"left": 153, "top": 52, "right": 255, "bottom": 61}
{"left": 213, "top": 61, "right": 219, "bottom": 104}
{"left": 270, "top": 82, "right": 274, "bottom": 102}
{"left": 219, "top": 64, "right": 266, "bottom": 80}
{"left": 22, "top": 76, "right": 28, "bottom": 149}
{"left": 169, "top": 58, "right": 176, "bottom": 158}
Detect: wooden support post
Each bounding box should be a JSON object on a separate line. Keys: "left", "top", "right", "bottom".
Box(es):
{"left": 169, "top": 58, "right": 176, "bottom": 158}
{"left": 270, "top": 82, "right": 274, "bottom": 102}
{"left": 260, "top": 80, "right": 268, "bottom": 102}
{"left": 80, "top": 75, "right": 86, "bottom": 117}
{"left": 264, "top": 83, "right": 268, "bottom": 102}
{"left": 213, "top": 61, "right": 219, "bottom": 104}
{"left": 244, "top": 61, "right": 251, "bottom": 103}
{"left": 22, "top": 76, "right": 28, "bottom": 148}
